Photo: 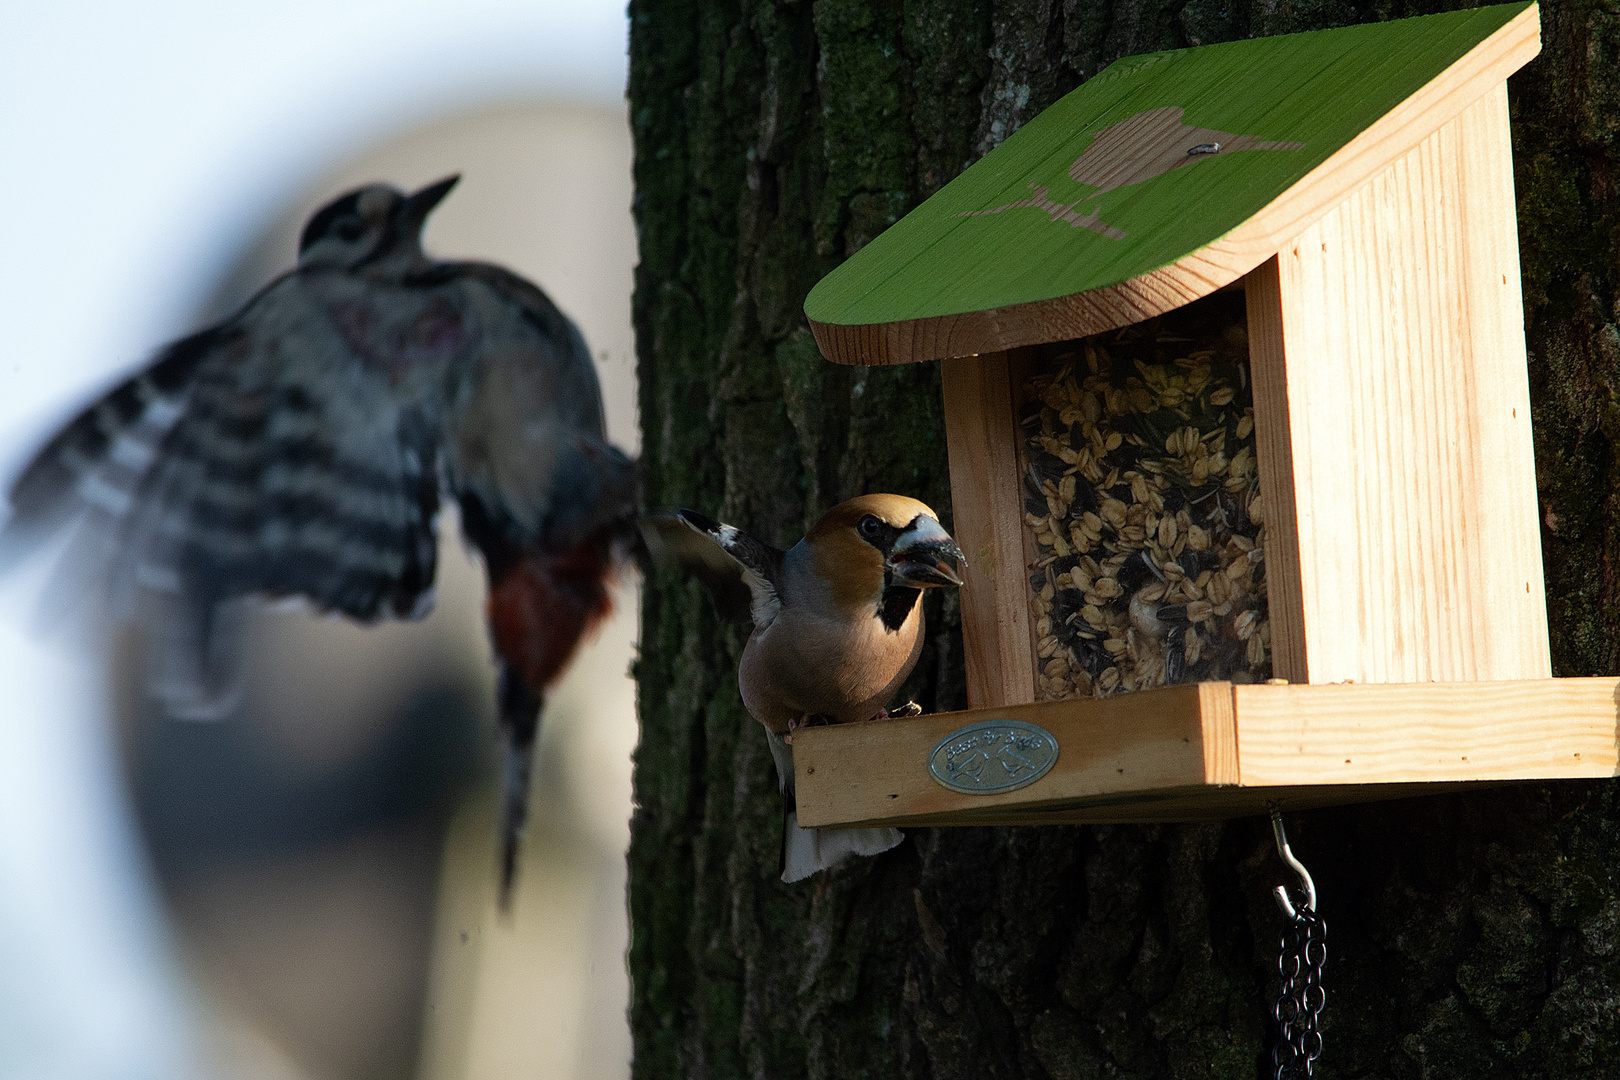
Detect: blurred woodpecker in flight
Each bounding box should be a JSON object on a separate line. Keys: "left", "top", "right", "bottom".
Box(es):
{"left": 644, "top": 494, "right": 963, "bottom": 881}
{"left": 5, "top": 176, "right": 636, "bottom": 904}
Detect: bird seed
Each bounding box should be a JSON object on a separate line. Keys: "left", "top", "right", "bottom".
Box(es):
{"left": 1018, "top": 291, "right": 1271, "bottom": 700}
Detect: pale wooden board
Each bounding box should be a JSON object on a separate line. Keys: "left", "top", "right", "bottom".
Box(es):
{"left": 1010, "top": 350, "right": 1047, "bottom": 704}
{"left": 1453, "top": 81, "right": 1551, "bottom": 673}
{"left": 851, "top": 781, "right": 1520, "bottom": 827}
{"left": 807, "top": 4, "right": 1540, "bottom": 366}
{"left": 1234, "top": 679, "right": 1620, "bottom": 785}
{"left": 941, "top": 352, "right": 1039, "bottom": 708}
{"left": 1261, "top": 84, "right": 1550, "bottom": 684}
{"left": 1243, "top": 256, "right": 1309, "bottom": 683}
{"left": 792, "top": 682, "right": 1235, "bottom": 829}
{"left": 792, "top": 679, "right": 1619, "bottom": 830}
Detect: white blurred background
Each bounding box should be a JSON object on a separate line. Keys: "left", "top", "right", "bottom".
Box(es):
{"left": 0, "top": 4, "right": 638, "bottom": 1080}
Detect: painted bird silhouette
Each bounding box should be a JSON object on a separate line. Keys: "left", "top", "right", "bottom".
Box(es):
{"left": 960, "top": 105, "right": 1305, "bottom": 238}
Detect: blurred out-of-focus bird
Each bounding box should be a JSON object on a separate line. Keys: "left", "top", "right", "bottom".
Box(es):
{"left": 644, "top": 494, "right": 963, "bottom": 882}
{"left": 4, "top": 175, "right": 636, "bottom": 904}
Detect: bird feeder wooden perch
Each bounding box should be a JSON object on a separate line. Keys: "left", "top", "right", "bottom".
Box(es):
{"left": 790, "top": 2, "right": 1620, "bottom": 830}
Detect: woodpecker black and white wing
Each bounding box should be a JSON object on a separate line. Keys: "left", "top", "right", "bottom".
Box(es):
{"left": 130, "top": 278, "right": 452, "bottom": 611}
{"left": 6, "top": 322, "right": 225, "bottom": 544}
{"left": 639, "top": 509, "right": 783, "bottom": 628}
{"left": 4, "top": 272, "right": 462, "bottom": 715}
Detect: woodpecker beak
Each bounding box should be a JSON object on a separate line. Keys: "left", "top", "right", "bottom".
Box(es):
{"left": 886, "top": 516, "right": 964, "bottom": 588}
{"left": 403, "top": 174, "right": 460, "bottom": 232}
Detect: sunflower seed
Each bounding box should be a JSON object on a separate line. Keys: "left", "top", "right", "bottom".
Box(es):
{"left": 1017, "top": 293, "right": 1270, "bottom": 701}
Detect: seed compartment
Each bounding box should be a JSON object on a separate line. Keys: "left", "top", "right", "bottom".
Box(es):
{"left": 1018, "top": 291, "right": 1271, "bottom": 700}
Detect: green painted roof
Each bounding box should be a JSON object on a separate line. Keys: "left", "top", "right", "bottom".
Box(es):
{"left": 804, "top": 3, "right": 1533, "bottom": 330}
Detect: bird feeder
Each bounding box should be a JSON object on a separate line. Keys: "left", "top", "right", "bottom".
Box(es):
{"left": 790, "top": 2, "right": 1620, "bottom": 830}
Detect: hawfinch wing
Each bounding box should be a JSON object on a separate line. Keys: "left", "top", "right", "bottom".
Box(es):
{"left": 639, "top": 509, "right": 783, "bottom": 628}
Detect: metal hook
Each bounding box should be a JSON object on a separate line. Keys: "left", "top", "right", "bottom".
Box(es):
{"left": 1269, "top": 806, "right": 1316, "bottom": 919}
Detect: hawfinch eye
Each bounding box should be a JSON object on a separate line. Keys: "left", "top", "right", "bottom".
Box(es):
{"left": 857, "top": 514, "right": 882, "bottom": 539}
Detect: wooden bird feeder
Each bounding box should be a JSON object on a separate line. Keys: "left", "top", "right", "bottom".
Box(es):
{"left": 791, "top": 2, "right": 1620, "bottom": 830}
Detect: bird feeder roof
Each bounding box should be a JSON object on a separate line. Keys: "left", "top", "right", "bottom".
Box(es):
{"left": 805, "top": 2, "right": 1540, "bottom": 366}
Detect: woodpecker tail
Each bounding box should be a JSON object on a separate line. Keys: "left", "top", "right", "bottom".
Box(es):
{"left": 484, "top": 533, "right": 617, "bottom": 906}
{"left": 497, "top": 665, "right": 542, "bottom": 910}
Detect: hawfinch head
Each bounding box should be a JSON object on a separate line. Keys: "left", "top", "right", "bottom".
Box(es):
{"left": 805, "top": 494, "right": 964, "bottom": 605}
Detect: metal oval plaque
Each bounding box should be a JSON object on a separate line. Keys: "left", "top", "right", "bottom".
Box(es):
{"left": 927, "top": 719, "right": 1060, "bottom": 795}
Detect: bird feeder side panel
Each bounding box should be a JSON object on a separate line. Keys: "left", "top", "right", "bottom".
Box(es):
{"left": 1243, "top": 81, "right": 1550, "bottom": 686}
{"left": 941, "top": 351, "right": 1042, "bottom": 709}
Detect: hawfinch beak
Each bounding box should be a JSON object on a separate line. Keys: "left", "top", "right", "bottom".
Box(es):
{"left": 886, "top": 516, "right": 964, "bottom": 588}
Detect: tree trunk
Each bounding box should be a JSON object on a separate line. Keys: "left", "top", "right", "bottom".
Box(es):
{"left": 627, "top": 2, "right": 1620, "bottom": 1076}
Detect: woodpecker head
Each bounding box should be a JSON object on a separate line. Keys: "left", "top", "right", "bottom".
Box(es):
{"left": 297, "top": 174, "right": 460, "bottom": 272}
{"left": 805, "top": 494, "right": 964, "bottom": 609}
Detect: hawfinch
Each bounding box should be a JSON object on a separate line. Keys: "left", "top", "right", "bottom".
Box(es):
{"left": 646, "top": 494, "right": 964, "bottom": 881}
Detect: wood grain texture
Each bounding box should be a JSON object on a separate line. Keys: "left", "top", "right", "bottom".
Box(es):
{"left": 793, "top": 679, "right": 1620, "bottom": 829}
{"left": 941, "top": 352, "right": 1038, "bottom": 708}
{"left": 793, "top": 681, "right": 1234, "bottom": 828}
{"left": 1234, "top": 678, "right": 1620, "bottom": 785}
{"left": 807, "top": 3, "right": 1541, "bottom": 366}
{"left": 1262, "top": 83, "right": 1551, "bottom": 684}
{"left": 826, "top": 781, "right": 1519, "bottom": 827}
{"left": 1244, "top": 256, "right": 1309, "bottom": 684}
{"left": 1009, "top": 349, "right": 1045, "bottom": 699}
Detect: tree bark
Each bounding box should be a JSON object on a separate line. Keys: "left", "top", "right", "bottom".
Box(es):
{"left": 627, "top": 2, "right": 1620, "bottom": 1076}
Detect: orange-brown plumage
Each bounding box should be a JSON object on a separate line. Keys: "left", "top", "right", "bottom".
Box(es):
{"left": 740, "top": 494, "right": 959, "bottom": 733}
{"left": 647, "top": 494, "right": 963, "bottom": 881}
{"left": 804, "top": 493, "right": 942, "bottom": 542}
{"left": 805, "top": 494, "right": 939, "bottom": 612}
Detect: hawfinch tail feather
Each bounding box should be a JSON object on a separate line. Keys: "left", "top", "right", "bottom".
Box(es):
{"left": 765, "top": 731, "right": 902, "bottom": 884}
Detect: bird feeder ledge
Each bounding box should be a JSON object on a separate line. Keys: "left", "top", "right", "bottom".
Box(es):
{"left": 792, "top": 679, "right": 1620, "bottom": 829}
{"left": 792, "top": 3, "right": 1620, "bottom": 829}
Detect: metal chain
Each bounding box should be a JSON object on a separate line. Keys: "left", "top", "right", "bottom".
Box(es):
{"left": 1266, "top": 808, "right": 1325, "bottom": 1080}
{"left": 1269, "top": 886, "right": 1327, "bottom": 1078}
